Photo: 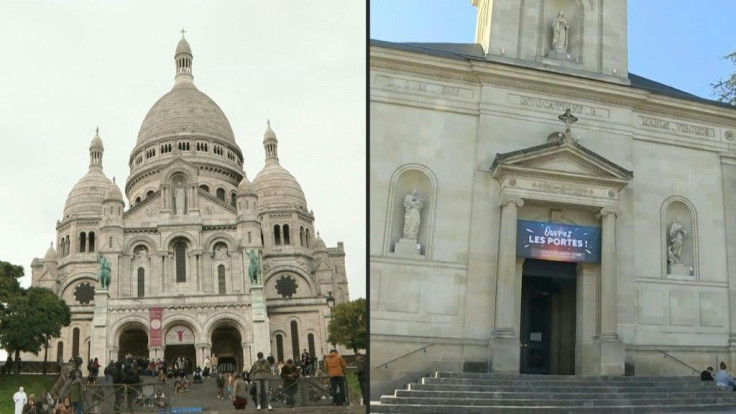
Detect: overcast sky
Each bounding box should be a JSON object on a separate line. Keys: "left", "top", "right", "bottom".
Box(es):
{"left": 0, "top": 1, "right": 366, "bottom": 360}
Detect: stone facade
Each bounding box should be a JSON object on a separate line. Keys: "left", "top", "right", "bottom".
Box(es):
{"left": 27, "top": 35, "right": 349, "bottom": 372}
{"left": 370, "top": 0, "right": 736, "bottom": 400}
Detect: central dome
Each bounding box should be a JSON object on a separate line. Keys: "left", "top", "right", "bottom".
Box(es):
{"left": 136, "top": 84, "right": 235, "bottom": 145}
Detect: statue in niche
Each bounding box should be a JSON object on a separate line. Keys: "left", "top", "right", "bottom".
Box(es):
{"left": 667, "top": 217, "right": 687, "bottom": 265}
{"left": 215, "top": 245, "right": 227, "bottom": 259}
{"left": 247, "top": 250, "right": 261, "bottom": 284}
{"left": 174, "top": 184, "right": 185, "bottom": 215}
{"left": 402, "top": 188, "right": 424, "bottom": 240}
{"left": 552, "top": 10, "right": 569, "bottom": 53}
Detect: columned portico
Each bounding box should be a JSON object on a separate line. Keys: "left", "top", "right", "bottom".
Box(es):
{"left": 489, "top": 123, "right": 632, "bottom": 375}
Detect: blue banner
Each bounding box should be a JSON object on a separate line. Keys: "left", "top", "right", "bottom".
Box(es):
{"left": 516, "top": 220, "right": 601, "bottom": 263}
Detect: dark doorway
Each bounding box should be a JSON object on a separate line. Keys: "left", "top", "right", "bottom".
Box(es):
{"left": 164, "top": 345, "right": 196, "bottom": 374}
{"left": 520, "top": 259, "right": 576, "bottom": 375}
{"left": 211, "top": 325, "right": 243, "bottom": 373}
{"left": 118, "top": 328, "right": 149, "bottom": 360}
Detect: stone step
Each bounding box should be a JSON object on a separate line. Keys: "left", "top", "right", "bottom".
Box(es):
{"left": 379, "top": 396, "right": 736, "bottom": 407}
{"left": 410, "top": 382, "right": 718, "bottom": 393}
{"left": 421, "top": 377, "right": 713, "bottom": 388}
{"left": 433, "top": 372, "right": 701, "bottom": 381}
{"left": 369, "top": 402, "right": 736, "bottom": 413}
{"left": 394, "top": 389, "right": 736, "bottom": 400}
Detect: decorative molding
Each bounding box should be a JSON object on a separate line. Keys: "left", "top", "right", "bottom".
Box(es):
{"left": 374, "top": 74, "right": 474, "bottom": 99}
{"left": 638, "top": 116, "right": 716, "bottom": 139}
{"left": 507, "top": 93, "right": 610, "bottom": 118}
{"left": 597, "top": 0, "right": 603, "bottom": 72}
{"left": 370, "top": 59, "right": 736, "bottom": 128}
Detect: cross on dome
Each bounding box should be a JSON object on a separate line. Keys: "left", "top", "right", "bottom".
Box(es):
{"left": 180, "top": 28, "right": 186, "bottom": 37}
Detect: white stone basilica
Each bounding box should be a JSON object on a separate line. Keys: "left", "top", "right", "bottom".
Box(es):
{"left": 27, "top": 35, "right": 349, "bottom": 371}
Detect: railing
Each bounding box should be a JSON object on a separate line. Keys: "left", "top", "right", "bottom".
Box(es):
{"left": 374, "top": 344, "right": 434, "bottom": 369}
{"left": 659, "top": 350, "right": 699, "bottom": 375}
{"left": 0, "top": 361, "right": 63, "bottom": 375}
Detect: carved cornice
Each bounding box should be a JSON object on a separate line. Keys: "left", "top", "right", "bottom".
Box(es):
{"left": 199, "top": 189, "right": 237, "bottom": 214}
{"left": 371, "top": 54, "right": 736, "bottom": 128}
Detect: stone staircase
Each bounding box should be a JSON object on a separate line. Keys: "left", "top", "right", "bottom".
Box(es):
{"left": 370, "top": 372, "right": 736, "bottom": 413}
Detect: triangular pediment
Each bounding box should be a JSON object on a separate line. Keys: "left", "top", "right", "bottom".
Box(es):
{"left": 492, "top": 139, "right": 633, "bottom": 185}
{"left": 124, "top": 190, "right": 162, "bottom": 221}
{"left": 199, "top": 194, "right": 236, "bottom": 216}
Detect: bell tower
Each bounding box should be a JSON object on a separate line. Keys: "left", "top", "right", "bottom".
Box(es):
{"left": 472, "top": 0, "right": 629, "bottom": 84}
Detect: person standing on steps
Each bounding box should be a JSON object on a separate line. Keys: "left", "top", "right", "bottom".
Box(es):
{"left": 324, "top": 349, "right": 347, "bottom": 406}
{"left": 250, "top": 352, "right": 273, "bottom": 410}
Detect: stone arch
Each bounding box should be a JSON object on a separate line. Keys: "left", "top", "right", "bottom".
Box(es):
{"left": 161, "top": 314, "right": 202, "bottom": 342}
{"left": 111, "top": 317, "right": 150, "bottom": 345}
{"left": 661, "top": 195, "right": 699, "bottom": 278}
{"left": 203, "top": 313, "right": 250, "bottom": 342}
{"left": 124, "top": 235, "right": 157, "bottom": 255}
{"left": 162, "top": 232, "right": 197, "bottom": 251}
{"left": 384, "top": 163, "right": 438, "bottom": 258}
{"left": 202, "top": 233, "right": 238, "bottom": 253}
{"left": 263, "top": 265, "right": 317, "bottom": 297}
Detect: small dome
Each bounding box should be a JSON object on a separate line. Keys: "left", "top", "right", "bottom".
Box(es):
{"left": 44, "top": 243, "right": 58, "bottom": 262}
{"left": 90, "top": 128, "right": 103, "bottom": 150}
{"left": 63, "top": 168, "right": 112, "bottom": 218}
{"left": 263, "top": 122, "right": 277, "bottom": 143}
{"left": 136, "top": 85, "right": 236, "bottom": 146}
{"left": 176, "top": 37, "right": 192, "bottom": 55}
{"left": 105, "top": 178, "right": 124, "bottom": 202}
{"left": 238, "top": 175, "right": 255, "bottom": 195}
{"left": 312, "top": 232, "right": 327, "bottom": 253}
{"left": 253, "top": 163, "right": 307, "bottom": 209}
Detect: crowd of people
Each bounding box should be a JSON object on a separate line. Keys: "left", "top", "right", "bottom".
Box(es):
{"left": 10, "top": 348, "right": 365, "bottom": 412}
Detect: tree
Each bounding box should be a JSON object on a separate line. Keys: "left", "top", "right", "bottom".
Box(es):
{"left": 0, "top": 285, "right": 71, "bottom": 375}
{"left": 0, "top": 260, "right": 23, "bottom": 316}
{"left": 712, "top": 52, "right": 736, "bottom": 105}
{"left": 327, "top": 298, "right": 366, "bottom": 354}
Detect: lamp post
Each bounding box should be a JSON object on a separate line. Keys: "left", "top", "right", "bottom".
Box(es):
{"left": 326, "top": 291, "right": 335, "bottom": 310}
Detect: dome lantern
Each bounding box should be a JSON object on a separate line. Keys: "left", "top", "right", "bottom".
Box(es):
{"left": 89, "top": 127, "right": 104, "bottom": 169}
{"left": 175, "top": 29, "right": 194, "bottom": 85}
{"left": 263, "top": 120, "right": 279, "bottom": 164}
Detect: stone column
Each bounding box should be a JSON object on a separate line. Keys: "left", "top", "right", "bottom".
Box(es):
{"left": 596, "top": 207, "right": 624, "bottom": 375}
{"left": 91, "top": 290, "right": 109, "bottom": 368}
{"left": 721, "top": 157, "right": 736, "bottom": 367}
{"left": 490, "top": 196, "right": 523, "bottom": 372}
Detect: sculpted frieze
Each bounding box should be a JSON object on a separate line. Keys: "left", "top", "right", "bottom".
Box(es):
{"left": 374, "top": 74, "right": 475, "bottom": 99}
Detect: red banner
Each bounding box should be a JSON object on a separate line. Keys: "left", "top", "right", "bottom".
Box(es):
{"left": 149, "top": 307, "right": 163, "bottom": 346}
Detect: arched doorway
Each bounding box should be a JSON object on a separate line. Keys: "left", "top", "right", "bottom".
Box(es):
{"left": 163, "top": 323, "right": 196, "bottom": 374}
{"left": 211, "top": 323, "right": 243, "bottom": 373}
{"left": 118, "top": 323, "right": 149, "bottom": 360}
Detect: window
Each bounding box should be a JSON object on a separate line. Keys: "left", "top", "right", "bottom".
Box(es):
{"left": 175, "top": 243, "right": 187, "bottom": 282}
{"left": 290, "top": 321, "right": 300, "bottom": 362}
{"left": 56, "top": 342, "right": 64, "bottom": 363}
{"left": 108, "top": 237, "right": 112, "bottom": 248}
{"left": 300, "top": 227, "right": 305, "bottom": 247}
{"left": 308, "top": 334, "right": 316, "bottom": 359}
{"left": 79, "top": 232, "right": 86, "bottom": 253}
{"left": 247, "top": 232, "right": 252, "bottom": 244}
{"left": 137, "top": 268, "right": 145, "bottom": 297}
{"left": 230, "top": 193, "right": 236, "bottom": 207}
{"left": 274, "top": 225, "right": 281, "bottom": 246}
{"left": 305, "top": 229, "right": 310, "bottom": 248}
{"left": 199, "top": 184, "right": 209, "bottom": 193}
{"left": 146, "top": 190, "right": 154, "bottom": 198}
{"left": 218, "top": 265, "right": 226, "bottom": 294}
{"left": 66, "top": 236, "right": 70, "bottom": 256}
{"left": 72, "top": 328, "right": 80, "bottom": 359}
{"left": 276, "top": 334, "right": 284, "bottom": 364}
{"left": 135, "top": 196, "right": 141, "bottom": 204}
{"left": 216, "top": 188, "right": 226, "bottom": 201}
{"left": 88, "top": 232, "right": 95, "bottom": 252}
{"left": 283, "top": 225, "right": 290, "bottom": 245}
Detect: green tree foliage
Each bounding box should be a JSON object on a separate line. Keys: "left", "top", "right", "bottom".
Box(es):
{"left": 0, "top": 282, "right": 71, "bottom": 364}
{"left": 0, "top": 260, "right": 24, "bottom": 315}
{"left": 712, "top": 52, "right": 736, "bottom": 105}
{"left": 327, "top": 298, "right": 366, "bottom": 353}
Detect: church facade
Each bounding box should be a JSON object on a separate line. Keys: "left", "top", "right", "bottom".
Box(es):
{"left": 28, "top": 35, "right": 349, "bottom": 371}
{"left": 370, "top": 0, "right": 736, "bottom": 398}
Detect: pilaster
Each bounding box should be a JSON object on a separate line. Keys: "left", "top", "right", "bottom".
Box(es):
{"left": 91, "top": 290, "right": 109, "bottom": 368}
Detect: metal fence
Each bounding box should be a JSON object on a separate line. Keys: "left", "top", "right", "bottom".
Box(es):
{"left": 81, "top": 382, "right": 172, "bottom": 413}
